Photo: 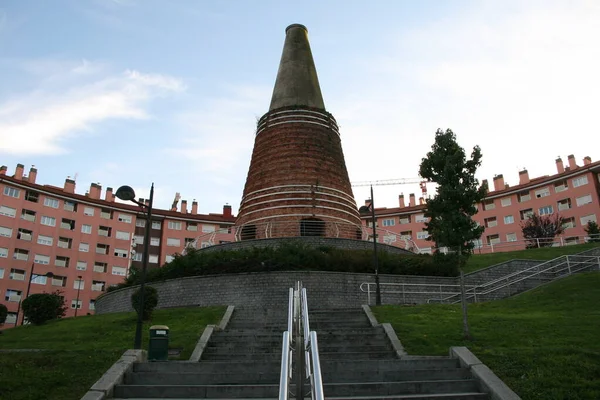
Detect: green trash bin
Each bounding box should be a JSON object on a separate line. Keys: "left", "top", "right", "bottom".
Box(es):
{"left": 148, "top": 325, "right": 169, "bottom": 361}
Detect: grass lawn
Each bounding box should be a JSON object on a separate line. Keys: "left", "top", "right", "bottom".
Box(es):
{"left": 372, "top": 272, "right": 600, "bottom": 400}
{"left": 0, "top": 306, "right": 225, "bottom": 400}
{"left": 464, "top": 242, "right": 600, "bottom": 273}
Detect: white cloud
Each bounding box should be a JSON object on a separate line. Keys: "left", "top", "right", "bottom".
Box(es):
{"left": 329, "top": 1, "right": 600, "bottom": 208}
{"left": 0, "top": 63, "right": 185, "bottom": 155}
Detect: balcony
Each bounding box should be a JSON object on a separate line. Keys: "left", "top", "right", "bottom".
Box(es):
{"left": 95, "top": 248, "right": 107, "bottom": 255}
{"left": 558, "top": 203, "right": 571, "bottom": 211}
{"left": 10, "top": 273, "right": 25, "bottom": 281}
{"left": 91, "top": 284, "right": 104, "bottom": 292}
{"left": 98, "top": 229, "right": 110, "bottom": 237}
{"left": 93, "top": 265, "right": 106, "bottom": 273}
{"left": 55, "top": 259, "right": 67, "bottom": 268}
{"left": 18, "top": 233, "right": 32, "bottom": 241}
{"left": 64, "top": 204, "right": 75, "bottom": 212}
{"left": 21, "top": 214, "right": 35, "bottom": 222}
{"left": 186, "top": 225, "right": 198, "bottom": 232}
{"left": 52, "top": 278, "right": 65, "bottom": 287}
{"left": 100, "top": 211, "right": 111, "bottom": 219}
{"left": 13, "top": 253, "right": 28, "bottom": 261}
{"left": 57, "top": 241, "right": 70, "bottom": 249}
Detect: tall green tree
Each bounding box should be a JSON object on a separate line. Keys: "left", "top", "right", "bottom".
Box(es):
{"left": 419, "top": 128, "right": 487, "bottom": 259}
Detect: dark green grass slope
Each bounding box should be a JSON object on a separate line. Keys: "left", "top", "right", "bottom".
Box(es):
{"left": 0, "top": 306, "right": 224, "bottom": 400}
{"left": 373, "top": 272, "right": 600, "bottom": 400}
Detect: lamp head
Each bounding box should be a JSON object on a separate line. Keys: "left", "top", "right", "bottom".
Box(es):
{"left": 359, "top": 205, "right": 372, "bottom": 215}
{"left": 45, "top": 272, "right": 54, "bottom": 278}
{"left": 115, "top": 185, "right": 136, "bottom": 201}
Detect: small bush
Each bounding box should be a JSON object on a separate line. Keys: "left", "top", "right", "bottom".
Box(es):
{"left": 21, "top": 291, "right": 67, "bottom": 325}
{"left": 131, "top": 286, "right": 158, "bottom": 321}
{"left": 585, "top": 221, "right": 600, "bottom": 242}
{"left": 0, "top": 303, "right": 8, "bottom": 325}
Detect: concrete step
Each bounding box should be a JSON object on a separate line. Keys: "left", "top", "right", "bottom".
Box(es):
{"left": 318, "top": 351, "right": 396, "bottom": 360}
{"left": 113, "top": 383, "right": 282, "bottom": 398}
{"left": 325, "top": 393, "right": 489, "bottom": 399}
{"left": 125, "top": 372, "right": 281, "bottom": 385}
{"left": 201, "top": 353, "right": 283, "bottom": 361}
{"left": 134, "top": 361, "right": 280, "bottom": 374}
{"left": 320, "top": 358, "right": 460, "bottom": 372}
{"left": 322, "top": 380, "right": 480, "bottom": 397}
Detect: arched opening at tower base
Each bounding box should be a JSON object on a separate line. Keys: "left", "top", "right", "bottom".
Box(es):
{"left": 300, "top": 218, "right": 325, "bottom": 237}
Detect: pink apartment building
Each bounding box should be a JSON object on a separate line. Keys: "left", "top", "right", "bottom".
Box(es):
{"left": 363, "top": 155, "right": 600, "bottom": 253}
{"left": 0, "top": 164, "right": 235, "bottom": 328}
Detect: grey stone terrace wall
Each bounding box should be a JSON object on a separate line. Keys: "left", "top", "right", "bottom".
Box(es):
{"left": 200, "top": 237, "right": 412, "bottom": 255}
{"left": 95, "top": 271, "right": 455, "bottom": 314}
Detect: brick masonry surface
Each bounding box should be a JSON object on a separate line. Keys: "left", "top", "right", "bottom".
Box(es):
{"left": 96, "top": 248, "right": 600, "bottom": 313}
{"left": 200, "top": 237, "right": 412, "bottom": 255}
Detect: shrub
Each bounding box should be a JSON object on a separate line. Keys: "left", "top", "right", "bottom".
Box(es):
{"left": 0, "top": 303, "right": 7, "bottom": 325}
{"left": 521, "top": 212, "right": 565, "bottom": 248}
{"left": 584, "top": 221, "right": 600, "bottom": 242}
{"left": 21, "top": 291, "right": 67, "bottom": 325}
{"left": 131, "top": 286, "right": 159, "bottom": 321}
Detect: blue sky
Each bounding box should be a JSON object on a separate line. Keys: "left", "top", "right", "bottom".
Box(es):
{"left": 1, "top": 0, "right": 599, "bottom": 213}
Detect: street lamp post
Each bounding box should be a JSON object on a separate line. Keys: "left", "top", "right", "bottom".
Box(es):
{"left": 115, "top": 183, "right": 154, "bottom": 350}
{"left": 74, "top": 275, "right": 83, "bottom": 317}
{"left": 16, "top": 263, "right": 54, "bottom": 326}
{"left": 359, "top": 185, "right": 382, "bottom": 306}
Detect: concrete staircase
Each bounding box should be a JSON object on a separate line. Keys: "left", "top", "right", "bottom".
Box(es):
{"left": 112, "top": 307, "right": 491, "bottom": 399}
{"left": 311, "top": 308, "right": 489, "bottom": 399}
{"left": 112, "top": 308, "right": 288, "bottom": 399}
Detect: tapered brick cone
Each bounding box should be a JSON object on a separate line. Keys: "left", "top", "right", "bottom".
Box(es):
{"left": 236, "top": 24, "right": 360, "bottom": 240}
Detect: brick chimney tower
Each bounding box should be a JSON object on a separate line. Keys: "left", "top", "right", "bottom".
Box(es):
{"left": 236, "top": 24, "right": 360, "bottom": 239}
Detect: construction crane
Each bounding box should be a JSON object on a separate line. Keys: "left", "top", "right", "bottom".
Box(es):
{"left": 352, "top": 178, "right": 429, "bottom": 198}
{"left": 171, "top": 192, "right": 181, "bottom": 211}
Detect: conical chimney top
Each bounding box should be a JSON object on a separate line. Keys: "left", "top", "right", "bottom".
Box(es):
{"left": 269, "top": 24, "right": 325, "bottom": 111}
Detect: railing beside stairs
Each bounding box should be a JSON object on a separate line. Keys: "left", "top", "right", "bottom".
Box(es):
{"left": 279, "top": 282, "right": 324, "bottom": 400}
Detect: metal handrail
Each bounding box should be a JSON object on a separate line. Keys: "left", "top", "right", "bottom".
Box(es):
{"left": 300, "top": 287, "right": 325, "bottom": 400}
{"left": 359, "top": 282, "right": 475, "bottom": 305}
{"left": 279, "top": 288, "right": 295, "bottom": 400}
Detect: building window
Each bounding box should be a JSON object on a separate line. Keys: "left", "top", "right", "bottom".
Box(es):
{"left": 506, "top": 233, "right": 517, "bottom": 242}
{"left": 31, "top": 274, "right": 48, "bottom": 285}
{"left": 51, "top": 275, "right": 67, "bottom": 287}
{"left": 34, "top": 254, "right": 50, "bottom": 265}
{"left": 79, "top": 242, "right": 89, "bottom": 252}
{"left": 487, "top": 234, "right": 500, "bottom": 245}
{"left": 484, "top": 217, "right": 497, "bottom": 228}
{"left": 152, "top": 221, "right": 161, "bottom": 230}
{"left": 519, "top": 208, "right": 533, "bottom": 220}
{"left": 83, "top": 207, "right": 95, "bottom": 216}
{"left": 132, "top": 253, "right": 143, "bottom": 261}
{"left": 100, "top": 209, "right": 112, "bottom": 219}
{"left": 89, "top": 300, "right": 96, "bottom": 311}
{"left": 148, "top": 255, "right": 159, "bottom": 264}
{"left": 98, "top": 226, "right": 111, "bottom": 237}
{"left": 504, "top": 215, "right": 514, "bottom": 225}
{"left": 44, "top": 197, "right": 59, "bottom": 208}
{"left": 535, "top": 187, "right": 550, "bottom": 198}
{"left": 557, "top": 198, "right": 572, "bottom": 211}
{"left": 382, "top": 218, "right": 396, "bottom": 227}
{"left": 113, "top": 248, "right": 128, "bottom": 258}
{"left": 572, "top": 176, "right": 588, "bottom": 188}
{"left": 576, "top": 194, "right": 593, "bottom": 207}
{"left": 37, "top": 235, "right": 53, "bottom": 246}
{"left": 150, "top": 237, "right": 160, "bottom": 246}
{"left": 111, "top": 266, "right": 127, "bottom": 276}
{"left": 0, "top": 247, "right": 8, "bottom": 258}
{"left": 81, "top": 224, "right": 92, "bottom": 234}
{"left": 115, "top": 231, "right": 130, "bottom": 240}
{"left": 41, "top": 216, "right": 56, "bottom": 227}
{"left": 300, "top": 218, "right": 325, "bottom": 237}
{"left": 554, "top": 180, "right": 568, "bottom": 192}
{"left": 3, "top": 186, "right": 20, "bottom": 198}
{"left": 500, "top": 197, "right": 512, "bottom": 207}
{"left": 117, "top": 214, "right": 132, "bottom": 223}
{"left": 416, "top": 231, "right": 429, "bottom": 240}
{"left": 186, "top": 222, "right": 198, "bottom": 231}
{"left": 71, "top": 300, "right": 82, "bottom": 309}
{"left": 168, "top": 221, "right": 182, "bottom": 230}
{"left": 21, "top": 209, "right": 36, "bottom": 222}
{"left": 73, "top": 279, "right": 84, "bottom": 290}
{"left": 165, "top": 255, "right": 175, "bottom": 263}
{"left": 17, "top": 228, "right": 33, "bottom": 241}
{"left": 0, "top": 205, "right": 16, "bottom": 218}
{"left": 483, "top": 200, "right": 495, "bottom": 211}
{"left": 133, "top": 235, "right": 144, "bottom": 245}
{"left": 135, "top": 219, "right": 146, "bottom": 227}
{"left": 539, "top": 205, "right": 554, "bottom": 216}
{"left": 580, "top": 214, "right": 597, "bottom": 226}
{"left": 167, "top": 238, "right": 181, "bottom": 247}
{"left": 240, "top": 225, "right": 256, "bottom": 240}
{"left": 92, "top": 281, "right": 106, "bottom": 292}
{"left": 0, "top": 226, "right": 13, "bottom": 237}
{"left": 64, "top": 201, "right": 77, "bottom": 212}
{"left": 76, "top": 261, "right": 87, "bottom": 271}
